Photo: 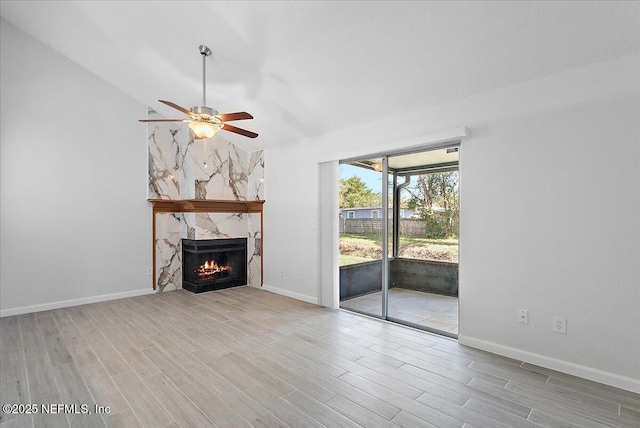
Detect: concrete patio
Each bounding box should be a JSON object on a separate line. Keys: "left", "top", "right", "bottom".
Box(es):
{"left": 340, "top": 288, "right": 459, "bottom": 334}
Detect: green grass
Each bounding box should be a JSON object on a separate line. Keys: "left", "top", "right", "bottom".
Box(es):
{"left": 340, "top": 233, "right": 458, "bottom": 247}
{"left": 339, "top": 233, "right": 459, "bottom": 265}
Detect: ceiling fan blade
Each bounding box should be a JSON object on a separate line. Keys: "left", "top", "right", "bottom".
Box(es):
{"left": 158, "top": 100, "right": 192, "bottom": 116}
{"left": 222, "top": 124, "right": 258, "bottom": 139}
{"left": 217, "top": 112, "right": 253, "bottom": 122}
{"left": 138, "top": 119, "right": 186, "bottom": 122}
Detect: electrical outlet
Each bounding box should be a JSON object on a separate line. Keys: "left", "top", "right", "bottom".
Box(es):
{"left": 553, "top": 316, "right": 567, "bottom": 334}
{"left": 518, "top": 309, "right": 529, "bottom": 324}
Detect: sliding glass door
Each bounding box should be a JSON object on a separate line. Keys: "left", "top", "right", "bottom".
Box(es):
{"left": 339, "top": 145, "right": 460, "bottom": 338}
{"left": 338, "top": 157, "right": 385, "bottom": 318}
{"left": 386, "top": 159, "right": 460, "bottom": 337}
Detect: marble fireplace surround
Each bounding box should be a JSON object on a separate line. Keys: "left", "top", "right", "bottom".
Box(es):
{"left": 148, "top": 199, "right": 264, "bottom": 290}
{"left": 147, "top": 119, "right": 265, "bottom": 292}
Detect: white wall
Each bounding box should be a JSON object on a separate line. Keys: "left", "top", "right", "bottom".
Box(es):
{"left": 1, "top": 20, "right": 152, "bottom": 315}
{"left": 264, "top": 53, "right": 640, "bottom": 392}
{"left": 262, "top": 146, "right": 322, "bottom": 304}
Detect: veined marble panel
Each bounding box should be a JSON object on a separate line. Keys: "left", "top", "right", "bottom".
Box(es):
{"left": 148, "top": 122, "right": 181, "bottom": 200}
{"left": 247, "top": 237, "right": 262, "bottom": 287}
{"left": 193, "top": 138, "right": 248, "bottom": 200}
{"left": 180, "top": 213, "right": 196, "bottom": 240}
{"left": 155, "top": 213, "right": 182, "bottom": 292}
{"left": 194, "top": 213, "right": 247, "bottom": 240}
{"left": 178, "top": 128, "right": 195, "bottom": 199}
{"left": 247, "top": 213, "right": 262, "bottom": 287}
{"left": 248, "top": 213, "right": 262, "bottom": 239}
{"left": 248, "top": 150, "right": 265, "bottom": 200}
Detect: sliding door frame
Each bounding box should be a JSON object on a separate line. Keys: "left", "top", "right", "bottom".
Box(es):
{"left": 381, "top": 156, "right": 389, "bottom": 319}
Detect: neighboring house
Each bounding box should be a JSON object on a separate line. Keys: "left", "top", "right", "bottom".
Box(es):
{"left": 340, "top": 207, "right": 414, "bottom": 219}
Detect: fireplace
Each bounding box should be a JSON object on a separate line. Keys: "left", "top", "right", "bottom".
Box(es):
{"left": 182, "top": 238, "right": 247, "bottom": 293}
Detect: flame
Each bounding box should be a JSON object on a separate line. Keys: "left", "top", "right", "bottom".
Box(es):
{"left": 196, "top": 259, "right": 231, "bottom": 279}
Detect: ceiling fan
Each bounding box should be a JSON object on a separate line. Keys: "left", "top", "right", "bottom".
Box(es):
{"left": 139, "top": 45, "right": 258, "bottom": 139}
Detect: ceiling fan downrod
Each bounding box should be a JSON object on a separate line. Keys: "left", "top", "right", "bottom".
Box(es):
{"left": 199, "top": 44, "right": 212, "bottom": 107}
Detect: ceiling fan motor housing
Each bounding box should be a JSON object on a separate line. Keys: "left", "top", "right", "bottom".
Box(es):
{"left": 190, "top": 106, "right": 218, "bottom": 117}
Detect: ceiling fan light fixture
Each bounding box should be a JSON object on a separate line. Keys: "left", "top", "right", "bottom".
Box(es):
{"left": 188, "top": 121, "right": 222, "bottom": 139}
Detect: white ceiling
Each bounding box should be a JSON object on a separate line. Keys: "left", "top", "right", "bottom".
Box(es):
{"left": 1, "top": 1, "right": 638, "bottom": 151}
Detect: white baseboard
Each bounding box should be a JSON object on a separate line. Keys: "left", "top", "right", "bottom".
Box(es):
{"left": 261, "top": 284, "right": 319, "bottom": 305}
{"left": 0, "top": 288, "right": 156, "bottom": 317}
{"left": 458, "top": 334, "right": 640, "bottom": 394}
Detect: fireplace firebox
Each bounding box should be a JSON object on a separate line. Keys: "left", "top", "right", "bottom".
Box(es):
{"left": 182, "top": 238, "right": 247, "bottom": 293}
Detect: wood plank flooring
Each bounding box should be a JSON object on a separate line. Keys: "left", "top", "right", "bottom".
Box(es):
{"left": 1, "top": 286, "right": 638, "bottom": 428}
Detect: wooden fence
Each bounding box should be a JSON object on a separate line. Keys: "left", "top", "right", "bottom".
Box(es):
{"left": 339, "top": 218, "right": 427, "bottom": 236}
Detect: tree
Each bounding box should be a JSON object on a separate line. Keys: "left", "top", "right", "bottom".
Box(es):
{"left": 339, "top": 176, "right": 380, "bottom": 208}
{"left": 405, "top": 171, "right": 459, "bottom": 238}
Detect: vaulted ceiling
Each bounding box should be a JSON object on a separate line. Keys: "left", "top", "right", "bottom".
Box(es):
{"left": 2, "top": 1, "right": 638, "bottom": 150}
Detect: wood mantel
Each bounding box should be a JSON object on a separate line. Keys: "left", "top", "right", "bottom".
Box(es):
{"left": 149, "top": 199, "right": 265, "bottom": 290}
{"left": 148, "top": 198, "right": 264, "bottom": 214}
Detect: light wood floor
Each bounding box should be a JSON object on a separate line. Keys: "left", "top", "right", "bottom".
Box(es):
{"left": 1, "top": 286, "right": 638, "bottom": 428}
